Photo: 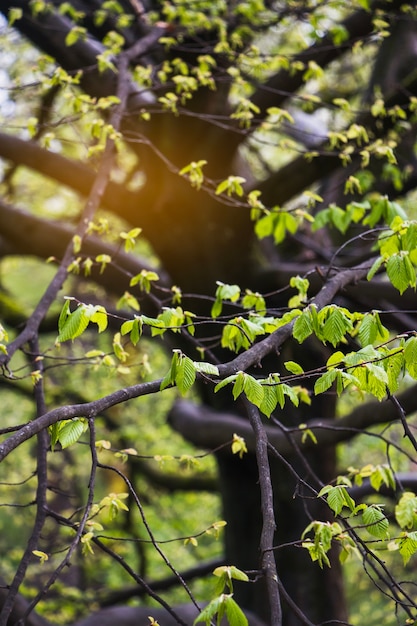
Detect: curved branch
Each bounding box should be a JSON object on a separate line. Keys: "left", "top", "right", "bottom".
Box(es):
{"left": 0, "top": 200, "right": 170, "bottom": 295}
{"left": 169, "top": 383, "right": 417, "bottom": 455}
{"left": 0, "top": 379, "right": 163, "bottom": 463}
{"left": 0, "top": 133, "right": 142, "bottom": 218}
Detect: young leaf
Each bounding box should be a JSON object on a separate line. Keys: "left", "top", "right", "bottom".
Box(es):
{"left": 404, "top": 336, "right": 417, "bottom": 379}
{"left": 398, "top": 531, "right": 417, "bottom": 565}
{"left": 193, "top": 361, "right": 219, "bottom": 377}
{"left": 293, "top": 310, "right": 313, "bottom": 343}
{"left": 362, "top": 505, "right": 389, "bottom": 538}
{"left": 314, "top": 369, "right": 337, "bottom": 395}
{"left": 57, "top": 418, "right": 88, "bottom": 449}
{"left": 224, "top": 596, "right": 248, "bottom": 626}
{"left": 395, "top": 492, "right": 417, "bottom": 530}
{"left": 57, "top": 305, "right": 90, "bottom": 342}
{"left": 176, "top": 355, "right": 196, "bottom": 396}
{"left": 284, "top": 361, "right": 304, "bottom": 375}
{"left": 242, "top": 374, "right": 264, "bottom": 408}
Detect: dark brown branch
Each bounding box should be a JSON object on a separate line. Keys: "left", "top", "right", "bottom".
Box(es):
{"left": 0, "top": 201, "right": 169, "bottom": 294}
{"left": 0, "top": 378, "right": 163, "bottom": 463}
{"left": 245, "top": 401, "right": 281, "bottom": 626}
{"left": 0, "top": 132, "right": 140, "bottom": 217}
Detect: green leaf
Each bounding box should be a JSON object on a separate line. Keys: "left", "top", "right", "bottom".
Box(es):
{"left": 193, "top": 361, "right": 219, "bottom": 376}
{"left": 232, "top": 371, "right": 245, "bottom": 401}
{"left": 260, "top": 385, "right": 278, "bottom": 417}
{"left": 243, "top": 374, "right": 264, "bottom": 408}
{"left": 8, "top": 7, "right": 22, "bottom": 25}
{"left": 369, "top": 465, "right": 396, "bottom": 492}
{"left": 194, "top": 596, "right": 224, "bottom": 625}
{"left": 58, "top": 298, "right": 71, "bottom": 333}
{"left": 65, "top": 25, "right": 87, "bottom": 47}
{"left": 362, "top": 505, "right": 389, "bottom": 538}
{"left": 214, "top": 374, "right": 238, "bottom": 393}
{"left": 160, "top": 351, "right": 179, "bottom": 391}
{"left": 176, "top": 355, "right": 196, "bottom": 396}
{"left": 404, "top": 336, "right": 417, "bottom": 379}
{"left": 398, "top": 531, "right": 417, "bottom": 565}
{"left": 56, "top": 418, "right": 88, "bottom": 449}
{"left": 395, "top": 492, "right": 417, "bottom": 530}
{"left": 321, "top": 307, "right": 352, "bottom": 346}
{"left": 314, "top": 369, "right": 338, "bottom": 395}
{"left": 386, "top": 253, "right": 415, "bottom": 294}
{"left": 90, "top": 306, "right": 108, "bottom": 333}
{"left": 367, "top": 256, "right": 384, "bottom": 281}
{"left": 320, "top": 485, "right": 355, "bottom": 516}
{"left": 57, "top": 305, "right": 90, "bottom": 342}
{"left": 284, "top": 361, "right": 304, "bottom": 375}
{"left": 293, "top": 310, "right": 313, "bottom": 343}
{"left": 224, "top": 596, "right": 248, "bottom": 626}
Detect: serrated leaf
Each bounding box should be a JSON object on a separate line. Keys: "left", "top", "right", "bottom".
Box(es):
{"left": 293, "top": 310, "right": 313, "bottom": 343}
{"left": 193, "top": 361, "right": 219, "bottom": 376}
{"left": 243, "top": 374, "right": 264, "bottom": 408}
{"left": 194, "top": 597, "right": 223, "bottom": 625}
{"left": 367, "top": 256, "right": 384, "bottom": 281}
{"left": 362, "top": 506, "right": 389, "bottom": 538}
{"left": 214, "top": 374, "right": 238, "bottom": 393}
{"left": 395, "top": 492, "right": 417, "bottom": 530}
{"left": 325, "top": 486, "right": 355, "bottom": 516}
{"left": 58, "top": 419, "right": 88, "bottom": 449}
{"left": 58, "top": 298, "right": 71, "bottom": 333}
{"left": 57, "top": 305, "right": 90, "bottom": 342}
{"left": 314, "top": 369, "right": 338, "bottom": 395}
{"left": 176, "top": 355, "right": 196, "bottom": 396}
{"left": 369, "top": 465, "right": 395, "bottom": 492}
{"left": 386, "top": 253, "right": 413, "bottom": 294}
{"left": 232, "top": 372, "right": 245, "bottom": 400}
{"left": 322, "top": 309, "right": 352, "bottom": 346}
{"left": 404, "top": 337, "right": 417, "bottom": 379}
{"left": 398, "top": 531, "right": 417, "bottom": 565}
{"left": 260, "top": 385, "right": 278, "bottom": 417}
{"left": 224, "top": 596, "right": 248, "bottom": 626}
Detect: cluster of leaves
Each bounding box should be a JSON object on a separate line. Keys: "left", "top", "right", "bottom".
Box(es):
{"left": 194, "top": 566, "right": 250, "bottom": 626}
{"left": 303, "top": 466, "right": 417, "bottom": 569}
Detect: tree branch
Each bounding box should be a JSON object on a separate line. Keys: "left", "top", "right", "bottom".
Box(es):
{"left": 218, "top": 260, "right": 372, "bottom": 376}
{"left": 245, "top": 401, "right": 282, "bottom": 626}
{"left": 169, "top": 383, "right": 417, "bottom": 455}
{"left": 0, "top": 132, "right": 141, "bottom": 217}
{"left": 0, "top": 2, "right": 161, "bottom": 109}
{"left": 0, "top": 201, "right": 170, "bottom": 294}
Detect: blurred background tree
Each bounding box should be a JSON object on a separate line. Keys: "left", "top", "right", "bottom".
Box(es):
{"left": 1, "top": 2, "right": 417, "bottom": 625}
